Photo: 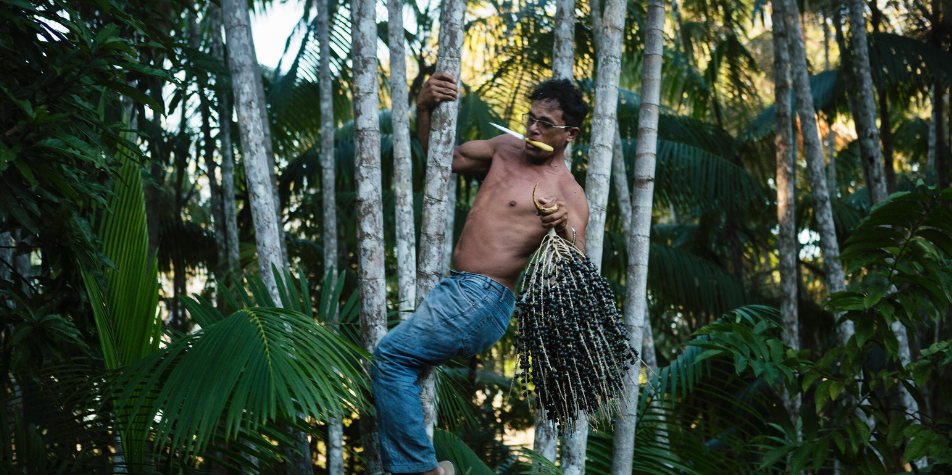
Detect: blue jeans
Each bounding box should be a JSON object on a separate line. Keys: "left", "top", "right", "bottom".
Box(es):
{"left": 371, "top": 271, "right": 515, "bottom": 473}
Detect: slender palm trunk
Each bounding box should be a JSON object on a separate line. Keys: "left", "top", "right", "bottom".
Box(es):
{"left": 552, "top": 0, "right": 575, "bottom": 170}
{"left": 189, "top": 5, "right": 227, "bottom": 285}
{"left": 389, "top": 0, "right": 417, "bottom": 315}
{"left": 610, "top": 2, "right": 664, "bottom": 474}
{"left": 442, "top": 174, "right": 457, "bottom": 276}
{"left": 780, "top": 0, "right": 850, "bottom": 342}
{"left": 772, "top": 0, "right": 800, "bottom": 422}
{"left": 415, "top": 0, "right": 467, "bottom": 441}
{"left": 564, "top": 0, "right": 624, "bottom": 466}
{"left": 832, "top": 5, "right": 876, "bottom": 202}
{"left": 249, "top": 40, "right": 288, "bottom": 267}
{"left": 318, "top": 1, "right": 345, "bottom": 472}
{"left": 351, "top": 0, "right": 388, "bottom": 470}
{"left": 611, "top": 128, "right": 631, "bottom": 238}
{"left": 210, "top": 7, "right": 241, "bottom": 281}
{"left": 928, "top": 92, "right": 937, "bottom": 185}
{"left": 846, "top": 0, "right": 888, "bottom": 204}
{"left": 221, "top": 1, "right": 310, "bottom": 472}
{"left": 583, "top": 0, "right": 624, "bottom": 269}
{"left": 533, "top": 0, "right": 576, "bottom": 460}
{"left": 936, "top": 85, "right": 947, "bottom": 190}
{"left": 823, "top": 11, "right": 837, "bottom": 202}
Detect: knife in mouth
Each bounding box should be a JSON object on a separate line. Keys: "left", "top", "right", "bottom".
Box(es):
{"left": 490, "top": 122, "right": 554, "bottom": 152}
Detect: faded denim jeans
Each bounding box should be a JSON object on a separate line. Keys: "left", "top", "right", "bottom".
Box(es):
{"left": 371, "top": 270, "right": 515, "bottom": 473}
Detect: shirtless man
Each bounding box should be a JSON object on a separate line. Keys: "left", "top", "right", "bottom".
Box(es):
{"left": 370, "top": 73, "right": 590, "bottom": 475}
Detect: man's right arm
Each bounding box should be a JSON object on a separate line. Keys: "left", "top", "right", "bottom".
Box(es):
{"left": 417, "top": 72, "right": 497, "bottom": 178}
{"left": 417, "top": 72, "right": 458, "bottom": 157}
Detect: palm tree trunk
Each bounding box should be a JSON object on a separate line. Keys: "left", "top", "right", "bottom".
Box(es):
{"left": 564, "top": 0, "right": 624, "bottom": 467}
{"left": 846, "top": 0, "right": 888, "bottom": 204}
{"left": 832, "top": 4, "right": 876, "bottom": 202}
{"left": 351, "top": 0, "right": 388, "bottom": 470}
{"left": 416, "top": 0, "right": 465, "bottom": 300}
{"left": 442, "top": 174, "right": 457, "bottom": 276}
{"left": 552, "top": 0, "right": 575, "bottom": 170}
{"left": 532, "top": 0, "right": 576, "bottom": 459}
{"left": 823, "top": 10, "right": 837, "bottom": 202}
{"left": 582, "top": 0, "right": 624, "bottom": 270}
{"left": 780, "top": 0, "right": 850, "bottom": 343}
{"left": 936, "top": 85, "right": 947, "bottom": 190}
{"left": 415, "top": 0, "right": 467, "bottom": 442}
{"left": 772, "top": 0, "right": 800, "bottom": 422}
{"left": 928, "top": 92, "right": 937, "bottom": 185}
{"left": 188, "top": 4, "right": 227, "bottom": 285}
{"left": 209, "top": 6, "right": 241, "bottom": 281}
{"left": 220, "top": 1, "right": 311, "bottom": 473}
{"left": 611, "top": 128, "right": 631, "bottom": 239}
{"left": 317, "top": 1, "right": 345, "bottom": 472}
{"left": 610, "top": 2, "right": 664, "bottom": 474}
{"left": 249, "top": 41, "right": 288, "bottom": 268}
{"left": 389, "top": 0, "right": 417, "bottom": 316}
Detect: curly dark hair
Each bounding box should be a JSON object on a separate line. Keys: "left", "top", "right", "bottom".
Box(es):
{"left": 527, "top": 79, "right": 590, "bottom": 128}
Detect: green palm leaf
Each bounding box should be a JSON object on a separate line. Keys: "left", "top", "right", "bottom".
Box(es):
{"left": 648, "top": 243, "right": 753, "bottom": 318}
{"left": 105, "top": 302, "right": 370, "bottom": 459}
{"left": 433, "top": 428, "right": 496, "bottom": 475}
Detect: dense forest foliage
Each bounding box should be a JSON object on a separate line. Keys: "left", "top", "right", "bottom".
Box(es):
{"left": 1, "top": 0, "right": 951, "bottom": 473}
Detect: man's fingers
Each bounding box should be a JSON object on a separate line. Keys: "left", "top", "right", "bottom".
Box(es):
{"left": 432, "top": 72, "right": 456, "bottom": 82}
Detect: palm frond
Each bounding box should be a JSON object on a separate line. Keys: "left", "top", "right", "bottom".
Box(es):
{"left": 433, "top": 429, "right": 496, "bottom": 475}
{"left": 870, "top": 32, "right": 952, "bottom": 90}
{"left": 105, "top": 302, "right": 370, "bottom": 460}
{"left": 647, "top": 243, "right": 753, "bottom": 318}
{"left": 743, "top": 69, "right": 842, "bottom": 141}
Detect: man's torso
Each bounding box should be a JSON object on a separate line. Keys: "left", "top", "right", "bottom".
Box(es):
{"left": 452, "top": 136, "right": 583, "bottom": 290}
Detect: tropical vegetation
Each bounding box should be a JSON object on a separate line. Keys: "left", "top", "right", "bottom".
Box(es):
{"left": 2, "top": 0, "right": 951, "bottom": 473}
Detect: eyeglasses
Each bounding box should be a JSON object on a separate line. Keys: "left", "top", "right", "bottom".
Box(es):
{"left": 523, "top": 113, "right": 574, "bottom": 132}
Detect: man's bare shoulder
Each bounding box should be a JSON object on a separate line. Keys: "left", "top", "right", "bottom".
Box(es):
{"left": 490, "top": 134, "right": 526, "bottom": 155}
{"left": 559, "top": 172, "right": 587, "bottom": 202}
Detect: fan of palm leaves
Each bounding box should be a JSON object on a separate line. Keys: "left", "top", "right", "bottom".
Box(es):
{"left": 100, "top": 267, "right": 369, "bottom": 463}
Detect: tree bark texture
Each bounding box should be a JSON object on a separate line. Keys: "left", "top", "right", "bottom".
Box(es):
{"left": 389, "top": 0, "right": 417, "bottom": 315}
{"left": 210, "top": 6, "right": 241, "bottom": 280}
{"left": 533, "top": 0, "right": 576, "bottom": 459}
{"left": 936, "top": 85, "right": 947, "bottom": 190}
{"left": 772, "top": 0, "right": 800, "bottom": 422}
{"left": 552, "top": 0, "right": 574, "bottom": 81}
{"left": 249, "top": 38, "right": 288, "bottom": 268}
{"left": 582, "top": 0, "right": 625, "bottom": 270}
{"left": 846, "top": 0, "right": 888, "bottom": 204}
{"left": 611, "top": 127, "right": 632, "bottom": 239}
{"left": 189, "top": 5, "right": 227, "bottom": 283}
{"left": 318, "top": 1, "right": 344, "bottom": 472}
{"left": 781, "top": 0, "right": 851, "bottom": 343}
{"left": 532, "top": 409, "right": 558, "bottom": 466}
{"left": 611, "top": 2, "right": 664, "bottom": 474}
{"left": 442, "top": 174, "right": 457, "bottom": 277}
{"left": 415, "top": 0, "right": 467, "bottom": 443}
{"left": 222, "top": 0, "right": 311, "bottom": 470}
{"left": 351, "top": 0, "right": 388, "bottom": 469}
{"left": 823, "top": 11, "right": 837, "bottom": 203}
{"left": 416, "top": 0, "right": 466, "bottom": 301}
{"left": 553, "top": 0, "right": 575, "bottom": 170}
{"left": 222, "top": 0, "right": 283, "bottom": 301}
{"left": 928, "top": 92, "right": 937, "bottom": 184}
{"left": 832, "top": 5, "right": 876, "bottom": 200}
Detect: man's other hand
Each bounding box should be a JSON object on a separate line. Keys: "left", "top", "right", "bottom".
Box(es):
{"left": 418, "top": 72, "right": 459, "bottom": 110}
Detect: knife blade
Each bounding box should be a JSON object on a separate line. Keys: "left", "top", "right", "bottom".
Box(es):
{"left": 490, "top": 122, "right": 554, "bottom": 152}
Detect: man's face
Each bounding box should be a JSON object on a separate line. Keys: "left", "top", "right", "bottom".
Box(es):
{"left": 524, "top": 99, "right": 579, "bottom": 158}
